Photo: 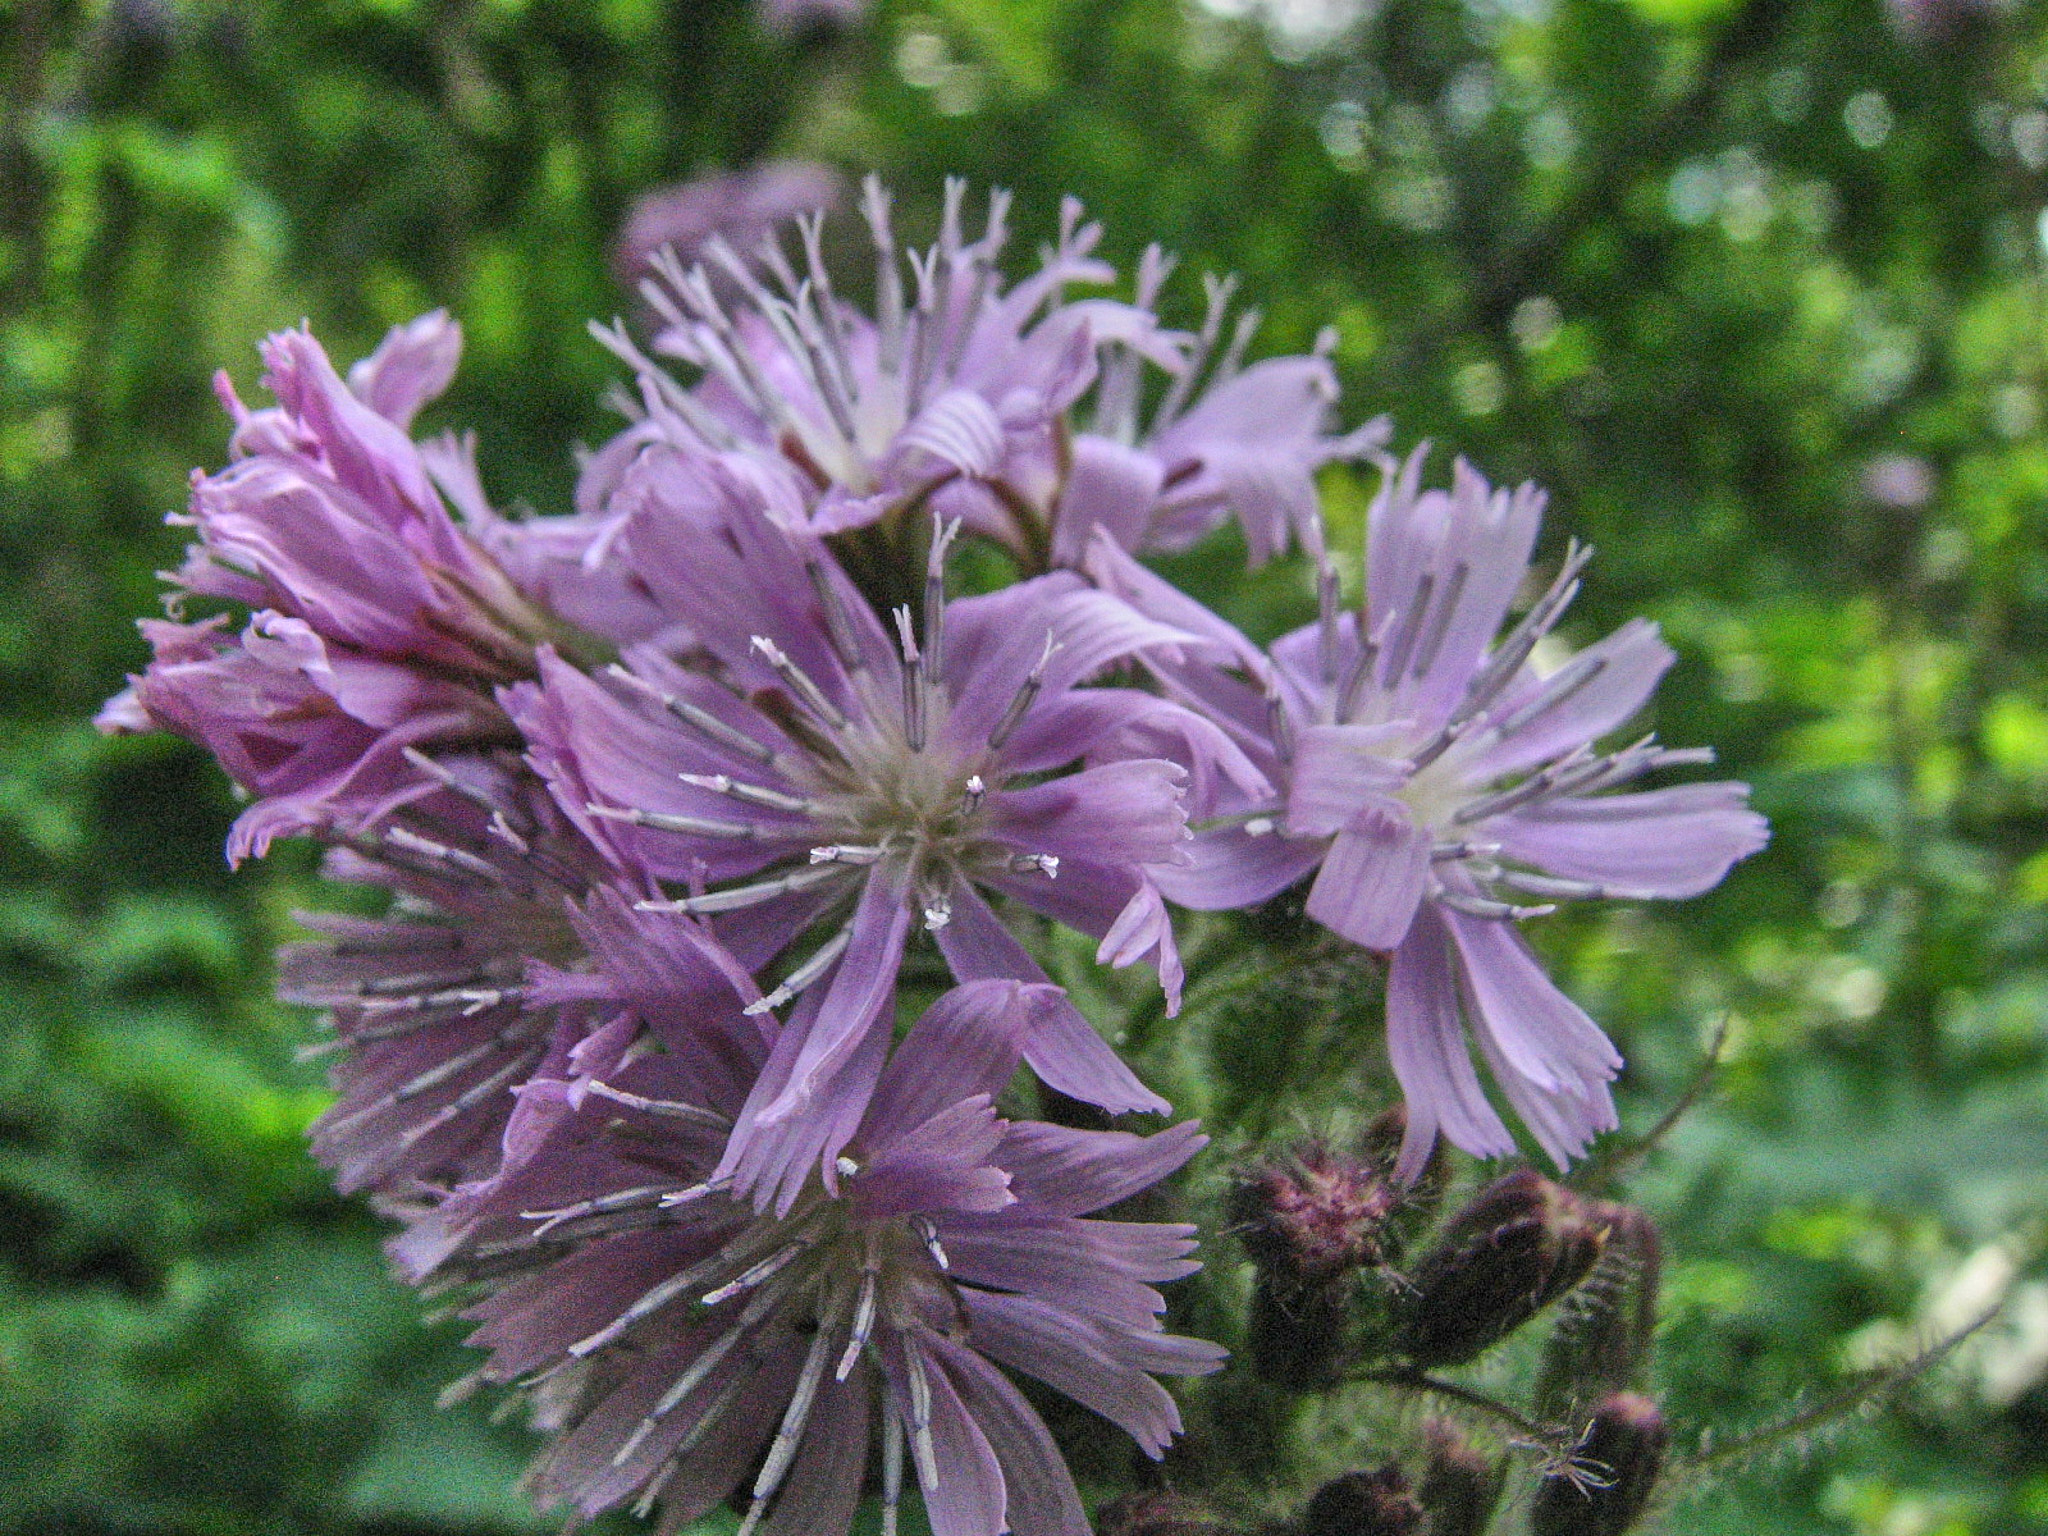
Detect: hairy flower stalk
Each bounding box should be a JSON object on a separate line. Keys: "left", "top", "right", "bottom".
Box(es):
{"left": 410, "top": 980, "right": 1221, "bottom": 1536}
{"left": 1092, "top": 449, "right": 1768, "bottom": 1176}
{"left": 518, "top": 483, "right": 1257, "bottom": 1207}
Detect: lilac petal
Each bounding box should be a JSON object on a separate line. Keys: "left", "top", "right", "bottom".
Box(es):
{"left": 1385, "top": 907, "right": 1514, "bottom": 1179}
{"left": 1473, "top": 1020, "right": 1618, "bottom": 1171}
{"left": 1050, "top": 433, "right": 1164, "bottom": 566}
{"left": 987, "top": 759, "right": 1190, "bottom": 869}
{"left": 346, "top": 309, "right": 462, "bottom": 428}
{"left": 941, "top": 1215, "right": 1195, "bottom": 1330}
{"left": 1095, "top": 882, "right": 1185, "bottom": 1014}
{"left": 940, "top": 575, "right": 1198, "bottom": 751}
{"left": 957, "top": 1291, "right": 1185, "bottom": 1458}
{"left": 864, "top": 980, "right": 1057, "bottom": 1148}
{"left": 855, "top": 1097, "right": 1015, "bottom": 1220}
{"left": 1151, "top": 826, "right": 1323, "bottom": 911}
{"left": 1303, "top": 801, "right": 1431, "bottom": 950}
{"left": 933, "top": 884, "right": 1170, "bottom": 1115}
{"left": 1000, "top": 688, "right": 1273, "bottom": 808}
{"left": 923, "top": 1335, "right": 1090, "bottom": 1536}
{"left": 1468, "top": 618, "right": 1675, "bottom": 782}
{"left": 1496, "top": 783, "right": 1769, "bottom": 898}
{"left": 1287, "top": 723, "right": 1413, "bottom": 838}
{"left": 753, "top": 864, "right": 912, "bottom": 1127}
{"left": 1082, "top": 529, "right": 1271, "bottom": 675}
{"left": 898, "top": 388, "right": 1007, "bottom": 477}
{"left": 761, "top": 1371, "right": 870, "bottom": 1536}
{"left": 1443, "top": 907, "right": 1623, "bottom": 1096}
{"left": 994, "top": 1118, "right": 1207, "bottom": 1218}
{"left": 910, "top": 1338, "right": 1008, "bottom": 1536}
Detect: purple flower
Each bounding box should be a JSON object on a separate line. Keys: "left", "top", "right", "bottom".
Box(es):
{"left": 510, "top": 492, "right": 1257, "bottom": 1205}
{"left": 104, "top": 613, "right": 502, "bottom": 862}
{"left": 614, "top": 161, "right": 842, "bottom": 289}
{"left": 412, "top": 979, "right": 1221, "bottom": 1536}
{"left": 1049, "top": 251, "right": 1390, "bottom": 567}
{"left": 1092, "top": 450, "right": 1768, "bottom": 1177}
{"left": 281, "top": 762, "right": 640, "bottom": 1195}
{"left": 597, "top": 178, "right": 1179, "bottom": 542}
{"left": 595, "top": 177, "right": 1384, "bottom": 570}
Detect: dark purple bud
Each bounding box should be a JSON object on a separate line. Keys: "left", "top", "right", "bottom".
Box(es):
{"left": 1096, "top": 1490, "right": 1239, "bottom": 1536}
{"left": 1231, "top": 1140, "right": 1400, "bottom": 1388}
{"left": 1391, "top": 1169, "right": 1608, "bottom": 1368}
{"left": 1531, "top": 1393, "right": 1669, "bottom": 1536}
{"left": 1417, "top": 1419, "right": 1503, "bottom": 1536}
{"left": 1303, "top": 1466, "right": 1424, "bottom": 1536}
{"left": 1536, "top": 1202, "right": 1662, "bottom": 1417}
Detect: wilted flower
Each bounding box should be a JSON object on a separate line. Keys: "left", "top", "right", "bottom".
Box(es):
{"left": 1092, "top": 450, "right": 1768, "bottom": 1175}
{"left": 416, "top": 980, "right": 1221, "bottom": 1536}
{"left": 513, "top": 488, "right": 1261, "bottom": 1205}
{"left": 1530, "top": 1392, "right": 1668, "bottom": 1536}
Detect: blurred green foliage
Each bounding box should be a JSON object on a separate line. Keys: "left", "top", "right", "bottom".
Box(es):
{"left": 6, "top": 0, "right": 2048, "bottom": 1531}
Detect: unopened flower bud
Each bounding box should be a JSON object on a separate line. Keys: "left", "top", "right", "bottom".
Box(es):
{"left": 1417, "top": 1419, "right": 1503, "bottom": 1536}
{"left": 1231, "top": 1141, "right": 1399, "bottom": 1387}
{"left": 1536, "top": 1202, "right": 1662, "bottom": 1417}
{"left": 1391, "top": 1169, "right": 1607, "bottom": 1368}
{"left": 1303, "top": 1466, "right": 1424, "bottom": 1536}
{"left": 1531, "top": 1392, "right": 1669, "bottom": 1536}
{"left": 1096, "top": 1490, "right": 1237, "bottom": 1536}
{"left": 1359, "top": 1105, "right": 1447, "bottom": 1253}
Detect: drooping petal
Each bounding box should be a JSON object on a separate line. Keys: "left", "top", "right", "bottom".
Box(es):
{"left": 994, "top": 1118, "right": 1207, "bottom": 1218}
{"left": 1443, "top": 907, "right": 1623, "bottom": 1097}
{"left": 1303, "top": 800, "right": 1432, "bottom": 950}
{"left": 1385, "top": 906, "right": 1514, "bottom": 1179}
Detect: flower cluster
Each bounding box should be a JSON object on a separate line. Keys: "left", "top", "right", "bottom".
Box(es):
{"left": 105, "top": 178, "right": 1764, "bottom": 1533}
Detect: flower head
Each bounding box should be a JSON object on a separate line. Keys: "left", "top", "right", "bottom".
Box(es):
{"left": 414, "top": 980, "right": 1220, "bottom": 1536}
{"left": 514, "top": 486, "right": 1259, "bottom": 1205}
{"left": 1093, "top": 449, "right": 1767, "bottom": 1176}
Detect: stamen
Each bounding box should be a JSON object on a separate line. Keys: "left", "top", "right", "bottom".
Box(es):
{"left": 810, "top": 844, "right": 884, "bottom": 865}
{"left": 915, "top": 1216, "right": 950, "bottom": 1271}
{"left": 382, "top": 826, "right": 515, "bottom": 889}
{"left": 961, "top": 774, "right": 985, "bottom": 815}
{"left": 806, "top": 558, "right": 868, "bottom": 673}
{"left": 742, "top": 1322, "right": 838, "bottom": 1526}
{"left": 1008, "top": 852, "right": 1060, "bottom": 878}
{"left": 394, "top": 1046, "right": 545, "bottom": 1149}
{"left": 604, "top": 664, "right": 776, "bottom": 763}
{"left": 581, "top": 1079, "right": 730, "bottom": 1129}
{"left": 659, "top": 1176, "right": 733, "bottom": 1209}
{"left": 1266, "top": 684, "right": 1296, "bottom": 763}
{"left": 1317, "top": 564, "right": 1342, "bottom": 686}
{"left": 630, "top": 1459, "right": 678, "bottom": 1519}
{"left": 400, "top": 747, "right": 512, "bottom": 818}
{"left": 921, "top": 884, "right": 954, "bottom": 932}
{"left": 678, "top": 771, "right": 816, "bottom": 816}
{"left": 328, "top": 929, "right": 463, "bottom": 959}
{"left": 1497, "top": 871, "right": 1645, "bottom": 902}
{"left": 701, "top": 1242, "right": 805, "bottom": 1307}
{"left": 836, "top": 1264, "right": 879, "bottom": 1381}
{"left": 1411, "top": 561, "right": 1470, "bottom": 680}
{"left": 988, "top": 631, "right": 1061, "bottom": 750}
{"left": 893, "top": 605, "right": 927, "bottom": 752}
{"left": 1491, "top": 653, "right": 1609, "bottom": 739}
{"left": 635, "top": 864, "right": 845, "bottom": 916}
{"left": 1432, "top": 839, "right": 1502, "bottom": 862}
{"left": 904, "top": 1342, "right": 940, "bottom": 1490}
{"left": 749, "top": 636, "right": 849, "bottom": 730}
{"left": 1151, "top": 270, "right": 1239, "bottom": 433}
{"left": 923, "top": 515, "right": 962, "bottom": 682}
{"left": 586, "top": 803, "right": 759, "bottom": 839}
{"left": 1379, "top": 571, "right": 1435, "bottom": 687}
{"left": 1438, "top": 892, "right": 1558, "bottom": 922}
{"left": 881, "top": 1407, "right": 906, "bottom": 1536}
{"left": 744, "top": 925, "right": 854, "bottom": 1016}
{"left": 571, "top": 1252, "right": 730, "bottom": 1357}
{"left": 521, "top": 1184, "right": 673, "bottom": 1237}
{"left": 1455, "top": 540, "right": 1594, "bottom": 726}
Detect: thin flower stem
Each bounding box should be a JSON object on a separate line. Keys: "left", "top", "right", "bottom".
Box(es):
{"left": 1359, "top": 1367, "right": 1548, "bottom": 1441}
